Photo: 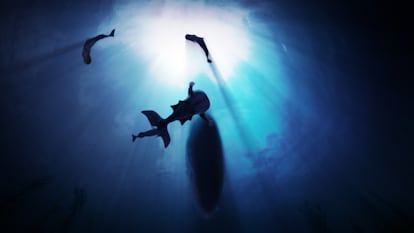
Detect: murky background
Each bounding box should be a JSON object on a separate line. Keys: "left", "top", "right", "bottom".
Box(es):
{"left": 1, "top": 0, "right": 412, "bottom": 232}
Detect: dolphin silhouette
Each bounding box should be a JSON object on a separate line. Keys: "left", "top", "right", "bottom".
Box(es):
{"left": 132, "top": 82, "right": 212, "bottom": 148}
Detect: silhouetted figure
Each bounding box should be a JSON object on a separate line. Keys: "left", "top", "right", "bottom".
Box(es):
{"left": 185, "top": 34, "right": 212, "bottom": 63}
{"left": 82, "top": 29, "right": 115, "bottom": 64}
{"left": 186, "top": 115, "right": 224, "bottom": 218}
{"left": 132, "top": 82, "right": 212, "bottom": 147}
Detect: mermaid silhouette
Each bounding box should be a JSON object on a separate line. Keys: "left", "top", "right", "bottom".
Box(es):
{"left": 82, "top": 29, "right": 115, "bottom": 64}
{"left": 185, "top": 34, "right": 212, "bottom": 63}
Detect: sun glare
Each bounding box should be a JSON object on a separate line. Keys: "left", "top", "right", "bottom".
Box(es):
{"left": 112, "top": 2, "right": 251, "bottom": 86}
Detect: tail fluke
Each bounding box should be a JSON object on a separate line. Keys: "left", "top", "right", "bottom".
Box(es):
{"left": 159, "top": 128, "right": 170, "bottom": 148}
{"left": 141, "top": 110, "right": 171, "bottom": 148}
{"left": 132, "top": 134, "right": 138, "bottom": 142}
{"left": 109, "top": 29, "right": 115, "bottom": 37}
{"left": 142, "top": 110, "right": 163, "bottom": 126}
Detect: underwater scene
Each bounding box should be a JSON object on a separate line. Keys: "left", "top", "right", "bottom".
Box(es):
{"left": 0, "top": 0, "right": 412, "bottom": 232}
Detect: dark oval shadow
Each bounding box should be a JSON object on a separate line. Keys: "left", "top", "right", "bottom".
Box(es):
{"left": 186, "top": 115, "right": 225, "bottom": 218}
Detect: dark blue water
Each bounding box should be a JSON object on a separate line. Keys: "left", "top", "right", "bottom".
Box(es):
{"left": 1, "top": 1, "right": 412, "bottom": 233}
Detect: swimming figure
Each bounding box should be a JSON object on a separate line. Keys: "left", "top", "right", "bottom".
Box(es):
{"left": 132, "top": 82, "right": 212, "bottom": 148}
{"left": 185, "top": 34, "right": 212, "bottom": 63}
{"left": 82, "top": 29, "right": 115, "bottom": 64}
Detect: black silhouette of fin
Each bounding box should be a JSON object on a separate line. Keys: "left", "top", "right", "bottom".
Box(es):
{"left": 109, "top": 29, "right": 115, "bottom": 37}
{"left": 171, "top": 100, "right": 185, "bottom": 111}
{"left": 159, "top": 127, "right": 170, "bottom": 147}
{"left": 142, "top": 110, "right": 163, "bottom": 126}
{"left": 179, "top": 116, "right": 192, "bottom": 125}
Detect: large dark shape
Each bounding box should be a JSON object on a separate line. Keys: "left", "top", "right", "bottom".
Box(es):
{"left": 186, "top": 115, "right": 224, "bottom": 217}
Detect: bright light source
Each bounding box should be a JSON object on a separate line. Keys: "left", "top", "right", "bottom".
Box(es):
{"left": 108, "top": 1, "right": 251, "bottom": 86}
